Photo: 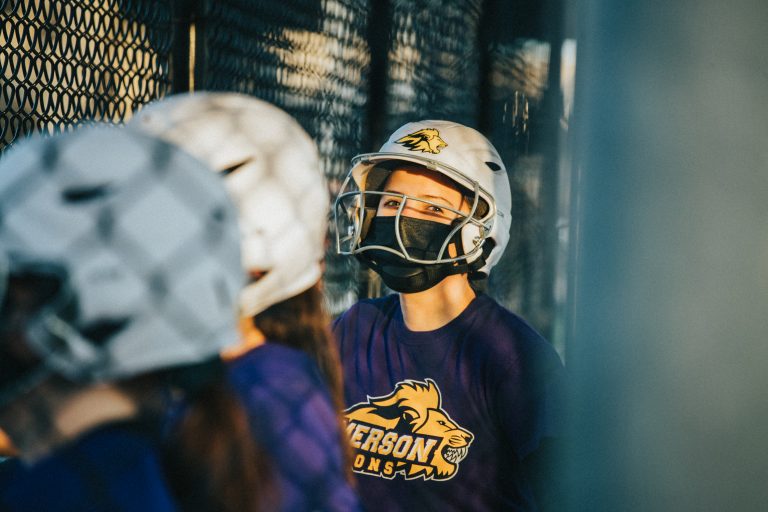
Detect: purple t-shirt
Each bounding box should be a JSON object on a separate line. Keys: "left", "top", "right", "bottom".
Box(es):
{"left": 226, "top": 343, "right": 361, "bottom": 512}
{"left": 333, "top": 293, "right": 566, "bottom": 511}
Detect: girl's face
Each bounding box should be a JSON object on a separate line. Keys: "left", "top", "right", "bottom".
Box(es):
{"left": 376, "top": 166, "right": 468, "bottom": 225}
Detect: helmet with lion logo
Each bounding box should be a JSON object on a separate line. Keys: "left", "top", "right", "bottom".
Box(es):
{"left": 335, "top": 120, "right": 512, "bottom": 277}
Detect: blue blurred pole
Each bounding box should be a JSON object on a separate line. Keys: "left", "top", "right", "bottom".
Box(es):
{"left": 567, "top": 0, "right": 768, "bottom": 510}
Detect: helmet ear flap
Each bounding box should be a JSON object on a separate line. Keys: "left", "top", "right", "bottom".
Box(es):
{"left": 454, "top": 223, "right": 496, "bottom": 278}
{"left": 459, "top": 223, "right": 484, "bottom": 263}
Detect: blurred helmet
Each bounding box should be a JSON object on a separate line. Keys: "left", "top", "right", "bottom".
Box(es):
{"left": 334, "top": 120, "right": 512, "bottom": 277}
{"left": 130, "top": 92, "right": 328, "bottom": 317}
{"left": 0, "top": 126, "right": 243, "bottom": 402}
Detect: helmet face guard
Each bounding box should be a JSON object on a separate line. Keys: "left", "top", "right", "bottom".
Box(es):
{"left": 334, "top": 156, "right": 496, "bottom": 271}
{"left": 0, "top": 257, "right": 73, "bottom": 407}
{"left": 335, "top": 177, "right": 492, "bottom": 267}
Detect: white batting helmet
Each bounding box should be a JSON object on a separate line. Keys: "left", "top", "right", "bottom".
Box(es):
{"left": 0, "top": 126, "right": 243, "bottom": 396}
{"left": 130, "top": 92, "right": 328, "bottom": 317}
{"left": 335, "top": 120, "right": 512, "bottom": 277}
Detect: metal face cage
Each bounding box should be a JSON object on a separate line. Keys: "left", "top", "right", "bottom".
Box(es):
{"left": 334, "top": 169, "right": 495, "bottom": 265}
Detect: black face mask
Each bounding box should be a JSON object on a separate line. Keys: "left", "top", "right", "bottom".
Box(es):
{"left": 357, "top": 216, "right": 465, "bottom": 293}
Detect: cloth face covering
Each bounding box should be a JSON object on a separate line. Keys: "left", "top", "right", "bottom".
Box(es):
{"left": 358, "top": 216, "right": 462, "bottom": 293}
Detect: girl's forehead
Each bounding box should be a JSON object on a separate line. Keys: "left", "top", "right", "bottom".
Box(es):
{"left": 384, "top": 165, "right": 462, "bottom": 194}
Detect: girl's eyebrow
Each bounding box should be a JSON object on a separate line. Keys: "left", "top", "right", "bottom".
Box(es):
{"left": 382, "top": 189, "right": 454, "bottom": 206}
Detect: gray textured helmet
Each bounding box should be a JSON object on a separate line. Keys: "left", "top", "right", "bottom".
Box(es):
{"left": 0, "top": 126, "right": 244, "bottom": 400}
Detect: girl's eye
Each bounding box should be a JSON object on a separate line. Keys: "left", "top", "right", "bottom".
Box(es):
{"left": 426, "top": 205, "right": 444, "bottom": 214}
{"left": 382, "top": 198, "right": 400, "bottom": 208}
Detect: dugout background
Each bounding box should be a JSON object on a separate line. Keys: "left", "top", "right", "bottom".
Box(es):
{"left": 6, "top": 2, "right": 768, "bottom": 510}
{"left": 0, "top": 0, "right": 573, "bottom": 353}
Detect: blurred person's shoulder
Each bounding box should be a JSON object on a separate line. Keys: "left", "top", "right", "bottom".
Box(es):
{"left": 0, "top": 423, "right": 175, "bottom": 511}
{"left": 227, "top": 342, "right": 326, "bottom": 392}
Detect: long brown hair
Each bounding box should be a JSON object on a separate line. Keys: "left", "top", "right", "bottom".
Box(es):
{"left": 160, "top": 368, "right": 277, "bottom": 512}
{"left": 251, "top": 281, "right": 352, "bottom": 476}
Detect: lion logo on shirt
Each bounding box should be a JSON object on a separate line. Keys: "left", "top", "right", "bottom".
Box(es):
{"left": 395, "top": 128, "right": 447, "bottom": 154}
{"left": 344, "top": 379, "right": 473, "bottom": 481}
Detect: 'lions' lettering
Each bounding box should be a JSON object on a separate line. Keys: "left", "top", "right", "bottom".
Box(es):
{"left": 344, "top": 379, "right": 473, "bottom": 481}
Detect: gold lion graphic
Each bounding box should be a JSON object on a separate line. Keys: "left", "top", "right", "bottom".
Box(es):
{"left": 395, "top": 128, "right": 447, "bottom": 154}
{"left": 345, "top": 379, "right": 473, "bottom": 480}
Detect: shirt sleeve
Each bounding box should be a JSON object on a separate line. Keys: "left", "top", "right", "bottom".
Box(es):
{"left": 493, "top": 331, "right": 567, "bottom": 461}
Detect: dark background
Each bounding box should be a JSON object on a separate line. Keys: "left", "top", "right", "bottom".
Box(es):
{"left": 0, "top": 0, "right": 573, "bottom": 354}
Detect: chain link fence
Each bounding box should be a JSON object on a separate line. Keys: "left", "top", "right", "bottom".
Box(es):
{"left": 1, "top": 0, "right": 569, "bottom": 344}
{"left": 0, "top": 0, "right": 173, "bottom": 148}
{"left": 194, "top": 0, "right": 370, "bottom": 313}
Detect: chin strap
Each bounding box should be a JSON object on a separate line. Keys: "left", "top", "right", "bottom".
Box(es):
{"left": 357, "top": 244, "right": 486, "bottom": 295}
{"left": 446, "top": 227, "right": 494, "bottom": 279}
{"left": 357, "top": 232, "right": 492, "bottom": 279}
{"left": 466, "top": 239, "right": 495, "bottom": 279}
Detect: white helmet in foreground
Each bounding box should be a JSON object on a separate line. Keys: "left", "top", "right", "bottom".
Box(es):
{"left": 335, "top": 120, "right": 512, "bottom": 278}
{"left": 130, "top": 92, "right": 328, "bottom": 317}
{"left": 0, "top": 126, "right": 243, "bottom": 403}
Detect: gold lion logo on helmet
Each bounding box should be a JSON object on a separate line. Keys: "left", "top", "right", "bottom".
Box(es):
{"left": 344, "top": 379, "right": 473, "bottom": 481}
{"left": 395, "top": 128, "right": 447, "bottom": 154}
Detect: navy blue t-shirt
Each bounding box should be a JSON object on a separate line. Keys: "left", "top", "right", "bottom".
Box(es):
{"left": 226, "top": 343, "right": 361, "bottom": 512}
{"left": 0, "top": 422, "right": 176, "bottom": 512}
{"left": 333, "top": 293, "right": 566, "bottom": 511}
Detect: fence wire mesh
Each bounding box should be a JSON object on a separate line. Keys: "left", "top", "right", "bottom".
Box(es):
{"left": 0, "top": 0, "right": 567, "bottom": 340}
{"left": 385, "top": 0, "right": 484, "bottom": 131}
{"left": 0, "top": 0, "right": 173, "bottom": 150}
{"left": 197, "top": 0, "right": 370, "bottom": 312}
